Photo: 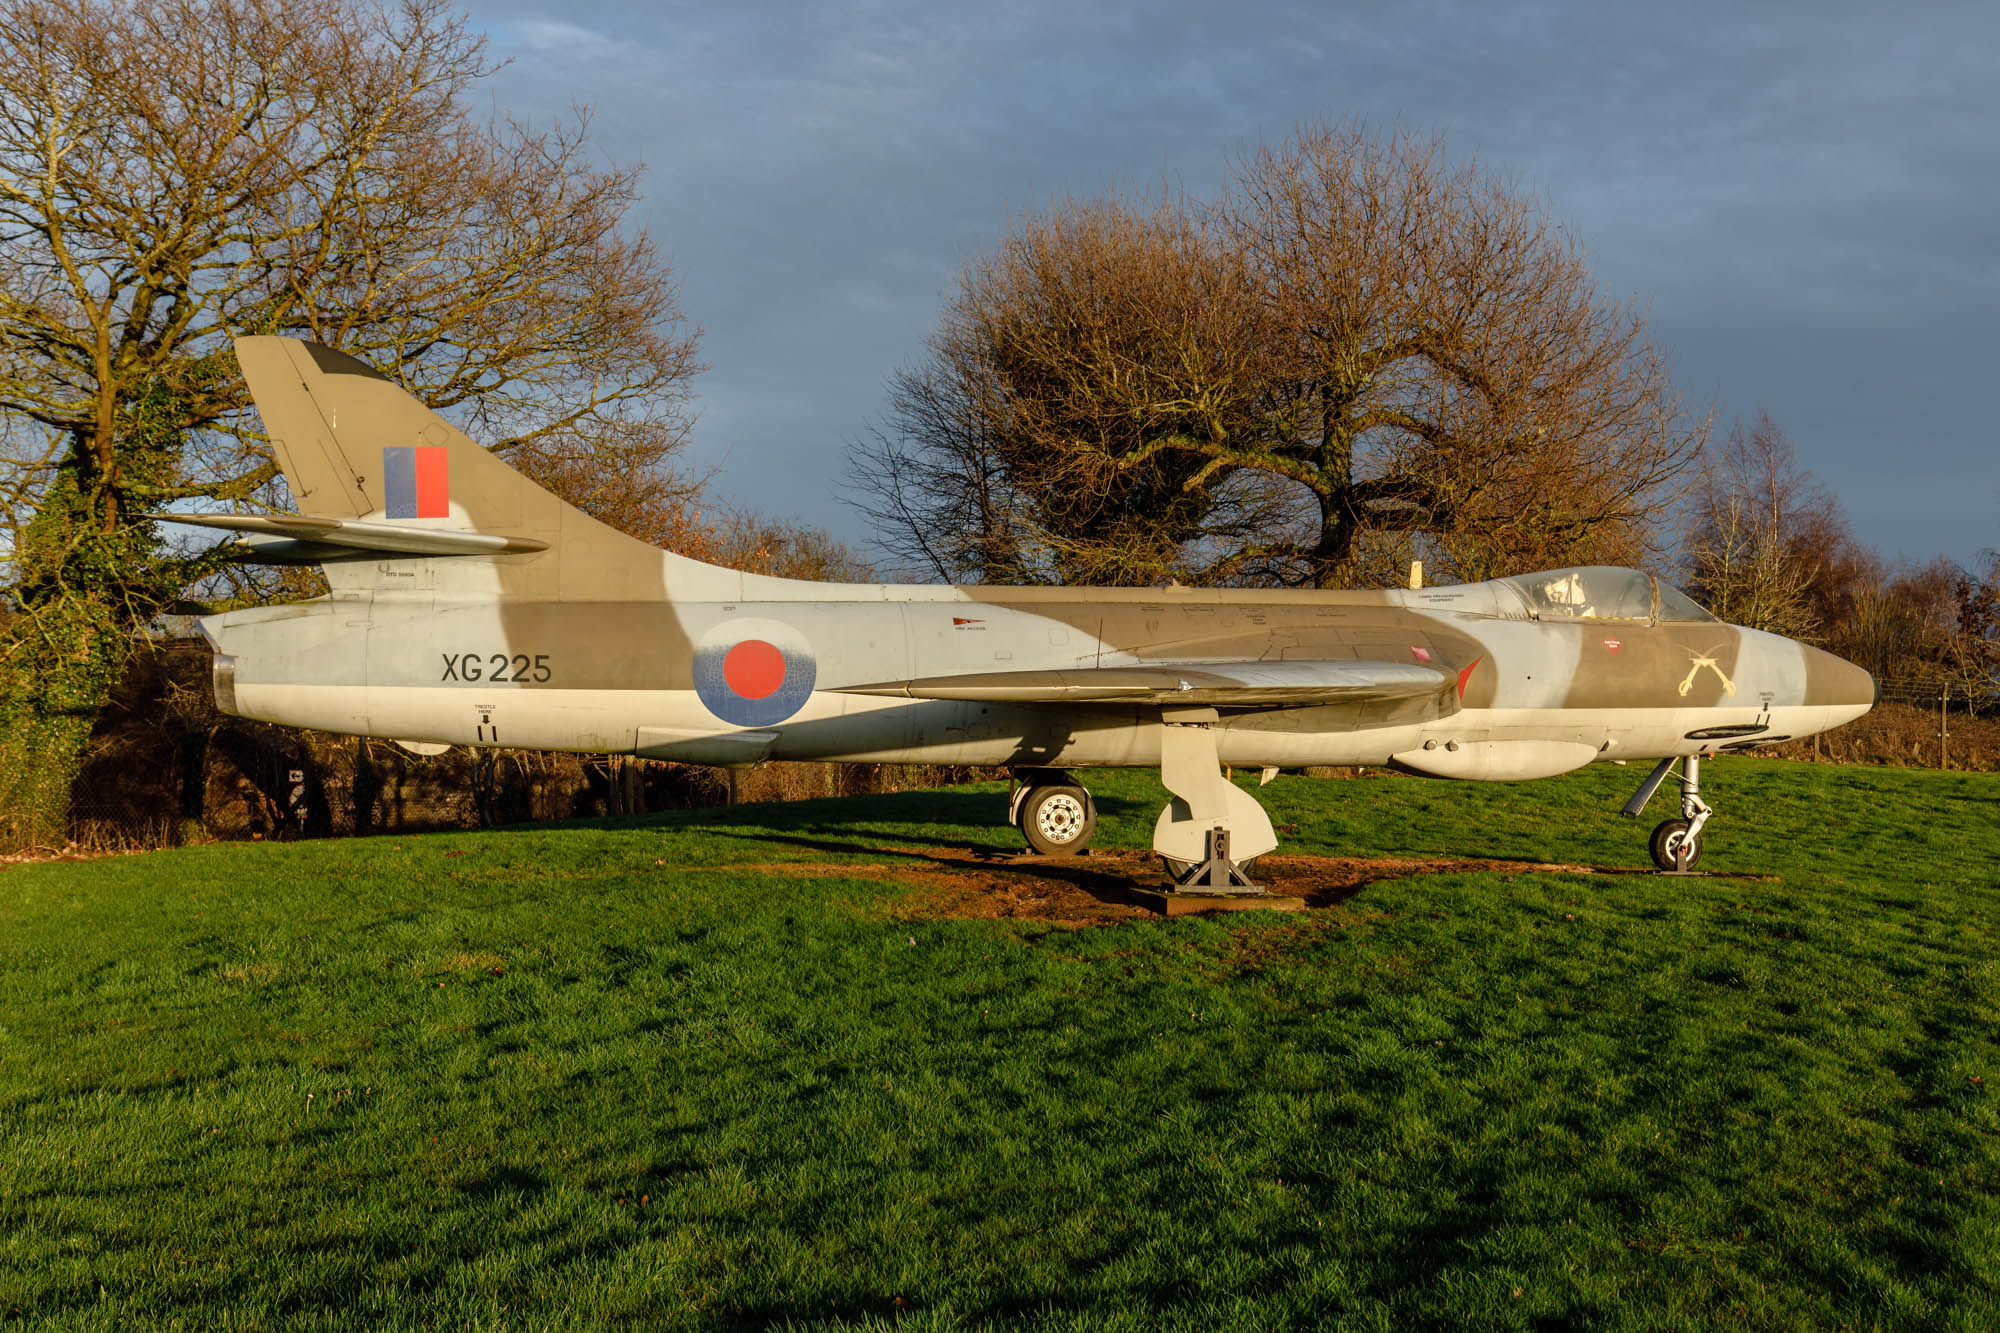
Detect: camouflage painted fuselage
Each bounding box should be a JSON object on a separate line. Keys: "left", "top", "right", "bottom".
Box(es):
{"left": 198, "top": 339, "right": 1875, "bottom": 785}
{"left": 207, "top": 566, "right": 1875, "bottom": 778}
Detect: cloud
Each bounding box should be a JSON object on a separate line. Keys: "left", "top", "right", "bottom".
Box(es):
{"left": 468, "top": 0, "right": 2000, "bottom": 566}
{"left": 512, "top": 18, "right": 616, "bottom": 53}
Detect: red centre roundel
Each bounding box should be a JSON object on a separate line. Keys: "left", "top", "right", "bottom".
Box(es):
{"left": 722, "top": 639, "right": 787, "bottom": 700}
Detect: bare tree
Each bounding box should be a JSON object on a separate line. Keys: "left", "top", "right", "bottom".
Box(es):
{"left": 1957, "top": 550, "right": 2000, "bottom": 705}
{"left": 705, "top": 509, "right": 874, "bottom": 582}
{"left": 854, "top": 120, "right": 1705, "bottom": 587}
{"left": 1220, "top": 121, "right": 1702, "bottom": 584}
{"left": 0, "top": 0, "right": 703, "bottom": 849}
{"left": 1681, "top": 413, "right": 1841, "bottom": 639}
{"left": 853, "top": 194, "right": 1282, "bottom": 585}
{"left": 1844, "top": 556, "right": 2000, "bottom": 704}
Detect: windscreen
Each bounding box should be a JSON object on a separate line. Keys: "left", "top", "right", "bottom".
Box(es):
{"left": 1655, "top": 580, "right": 1720, "bottom": 623}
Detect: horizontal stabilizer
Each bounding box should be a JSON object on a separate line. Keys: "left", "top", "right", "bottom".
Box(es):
{"left": 837, "top": 659, "right": 1453, "bottom": 708}
{"left": 151, "top": 512, "right": 548, "bottom": 557}
{"left": 217, "top": 537, "right": 387, "bottom": 565}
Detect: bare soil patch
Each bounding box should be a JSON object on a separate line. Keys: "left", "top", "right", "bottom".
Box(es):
{"left": 706, "top": 847, "right": 1742, "bottom": 926}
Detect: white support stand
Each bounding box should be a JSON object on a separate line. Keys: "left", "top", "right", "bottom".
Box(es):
{"left": 1153, "top": 708, "right": 1278, "bottom": 892}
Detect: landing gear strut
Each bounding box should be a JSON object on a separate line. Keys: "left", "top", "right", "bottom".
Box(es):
{"left": 1153, "top": 707, "right": 1276, "bottom": 892}
{"left": 1623, "top": 753, "right": 1714, "bottom": 872}
{"left": 1009, "top": 769, "right": 1096, "bottom": 855}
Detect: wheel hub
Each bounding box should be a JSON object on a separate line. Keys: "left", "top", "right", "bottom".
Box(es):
{"left": 1037, "top": 794, "right": 1086, "bottom": 843}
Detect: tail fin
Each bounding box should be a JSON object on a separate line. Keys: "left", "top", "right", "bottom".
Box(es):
{"left": 234, "top": 336, "right": 668, "bottom": 599}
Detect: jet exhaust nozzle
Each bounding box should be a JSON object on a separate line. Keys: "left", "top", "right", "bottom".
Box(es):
{"left": 212, "top": 653, "right": 238, "bottom": 715}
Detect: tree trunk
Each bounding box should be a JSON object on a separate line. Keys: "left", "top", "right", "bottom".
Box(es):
{"left": 1311, "top": 398, "right": 1357, "bottom": 589}
{"left": 353, "top": 738, "right": 379, "bottom": 836}
{"left": 1312, "top": 494, "right": 1359, "bottom": 589}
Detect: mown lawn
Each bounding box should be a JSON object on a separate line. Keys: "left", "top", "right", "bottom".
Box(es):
{"left": 0, "top": 760, "right": 1995, "bottom": 1330}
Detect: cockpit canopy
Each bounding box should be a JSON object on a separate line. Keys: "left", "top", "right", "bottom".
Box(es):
{"left": 1497, "top": 566, "right": 1717, "bottom": 624}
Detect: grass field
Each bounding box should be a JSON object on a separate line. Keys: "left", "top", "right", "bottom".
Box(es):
{"left": 2, "top": 760, "right": 1996, "bottom": 1330}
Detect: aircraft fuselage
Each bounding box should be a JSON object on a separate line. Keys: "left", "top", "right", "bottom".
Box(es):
{"left": 206, "top": 576, "right": 1875, "bottom": 777}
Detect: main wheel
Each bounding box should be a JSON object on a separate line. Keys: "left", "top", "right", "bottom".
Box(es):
{"left": 1649, "top": 818, "right": 1703, "bottom": 871}
{"left": 1019, "top": 785, "right": 1095, "bottom": 855}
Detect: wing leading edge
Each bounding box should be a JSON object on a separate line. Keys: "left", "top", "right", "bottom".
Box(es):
{"left": 836, "top": 659, "right": 1455, "bottom": 709}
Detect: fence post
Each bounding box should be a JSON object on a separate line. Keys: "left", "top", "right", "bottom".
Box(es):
{"left": 1941, "top": 684, "right": 1949, "bottom": 770}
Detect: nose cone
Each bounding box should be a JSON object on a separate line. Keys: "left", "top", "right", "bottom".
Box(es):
{"left": 1805, "top": 646, "right": 1876, "bottom": 724}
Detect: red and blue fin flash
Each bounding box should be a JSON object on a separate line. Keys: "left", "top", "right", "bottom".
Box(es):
{"left": 383, "top": 446, "right": 449, "bottom": 518}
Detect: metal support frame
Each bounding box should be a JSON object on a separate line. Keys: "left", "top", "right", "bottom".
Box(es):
{"left": 1174, "top": 826, "right": 1259, "bottom": 892}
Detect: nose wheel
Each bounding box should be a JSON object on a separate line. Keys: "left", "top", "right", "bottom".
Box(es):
{"left": 1649, "top": 818, "right": 1704, "bottom": 871}
{"left": 1009, "top": 770, "right": 1096, "bottom": 855}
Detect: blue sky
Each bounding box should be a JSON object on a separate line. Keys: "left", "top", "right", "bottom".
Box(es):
{"left": 466, "top": 0, "right": 1998, "bottom": 570}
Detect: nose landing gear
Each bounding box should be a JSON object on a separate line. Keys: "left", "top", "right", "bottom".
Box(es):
{"left": 1649, "top": 816, "right": 1704, "bottom": 871}
{"left": 1624, "top": 753, "right": 1715, "bottom": 872}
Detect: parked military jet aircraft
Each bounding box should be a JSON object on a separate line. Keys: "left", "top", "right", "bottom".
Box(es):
{"left": 168, "top": 338, "right": 1877, "bottom": 887}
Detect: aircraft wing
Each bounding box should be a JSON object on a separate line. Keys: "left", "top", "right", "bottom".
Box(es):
{"left": 149, "top": 512, "right": 548, "bottom": 557}
{"left": 837, "top": 659, "right": 1454, "bottom": 709}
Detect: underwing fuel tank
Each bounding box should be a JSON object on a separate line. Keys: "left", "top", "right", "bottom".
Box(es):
{"left": 1389, "top": 739, "right": 1599, "bottom": 781}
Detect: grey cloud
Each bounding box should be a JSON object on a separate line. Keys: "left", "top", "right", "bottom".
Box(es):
{"left": 470, "top": 0, "right": 1999, "bottom": 567}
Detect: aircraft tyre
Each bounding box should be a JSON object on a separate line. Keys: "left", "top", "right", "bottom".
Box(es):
{"left": 1649, "top": 818, "right": 1703, "bottom": 871}
{"left": 1019, "top": 785, "right": 1095, "bottom": 856}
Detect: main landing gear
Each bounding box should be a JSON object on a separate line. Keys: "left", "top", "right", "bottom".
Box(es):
{"left": 1622, "top": 753, "right": 1715, "bottom": 872}
{"left": 1153, "top": 707, "right": 1275, "bottom": 891}
{"left": 1009, "top": 769, "right": 1097, "bottom": 856}
{"left": 1009, "top": 709, "right": 1280, "bottom": 893}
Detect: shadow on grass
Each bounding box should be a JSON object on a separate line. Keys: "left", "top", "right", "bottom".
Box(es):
{"left": 490, "top": 787, "right": 1156, "bottom": 843}
{"left": 493, "top": 789, "right": 1008, "bottom": 838}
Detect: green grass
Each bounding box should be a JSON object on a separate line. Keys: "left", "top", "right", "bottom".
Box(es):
{"left": 1, "top": 761, "right": 1996, "bottom": 1330}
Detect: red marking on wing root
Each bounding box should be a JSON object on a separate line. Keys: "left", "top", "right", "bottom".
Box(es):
{"left": 1457, "top": 657, "right": 1483, "bottom": 700}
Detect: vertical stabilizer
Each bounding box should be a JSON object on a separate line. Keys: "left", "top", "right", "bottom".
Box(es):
{"left": 234, "top": 337, "right": 668, "bottom": 601}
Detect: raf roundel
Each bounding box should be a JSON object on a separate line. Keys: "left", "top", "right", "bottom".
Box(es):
{"left": 692, "top": 618, "right": 816, "bottom": 727}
